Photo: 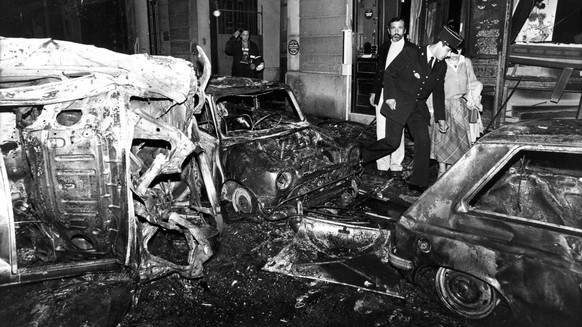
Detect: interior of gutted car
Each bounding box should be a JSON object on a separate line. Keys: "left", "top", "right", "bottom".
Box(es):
{"left": 470, "top": 150, "right": 582, "bottom": 229}
{"left": 215, "top": 90, "right": 303, "bottom": 136}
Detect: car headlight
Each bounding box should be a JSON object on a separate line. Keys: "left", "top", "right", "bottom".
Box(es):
{"left": 348, "top": 145, "right": 360, "bottom": 163}
{"left": 417, "top": 237, "right": 432, "bottom": 253}
{"left": 276, "top": 171, "right": 294, "bottom": 190}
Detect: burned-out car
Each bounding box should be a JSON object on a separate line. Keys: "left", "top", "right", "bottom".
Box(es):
{"left": 267, "top": 119, "right": 582, "bottom": 326}
{"left": 390, "top": 119, "right": 582, "bottom": 326}
{"left": 195, "top": 76, "right": 363, "bottom": 222}
{"left": 0, "top": 37, "right": 219, "bottom": 286}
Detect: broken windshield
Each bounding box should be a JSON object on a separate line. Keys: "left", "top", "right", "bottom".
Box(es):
{"left": 216, "top": 89, "right": 305, "bottom": 136}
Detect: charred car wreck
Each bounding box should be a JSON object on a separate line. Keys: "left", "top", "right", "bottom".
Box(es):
{"left": 267, "top": 119, "right": 582, "bottom": 327}
{"left": 195, "top": 76, "right": 363, "bottom": 222}
{"left": 0, "top": 37, "right": 220, "bottom": 286}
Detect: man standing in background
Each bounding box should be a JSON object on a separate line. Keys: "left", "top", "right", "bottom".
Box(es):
{"left": 225, "top": 28, "right": 264, "bottom": 78}
{"left": 368, "top": 17, "right": 414, "bottom": 177}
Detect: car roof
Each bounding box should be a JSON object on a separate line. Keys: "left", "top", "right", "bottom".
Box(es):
{"left": 480, "top": 119, "right": 582, "bottom": 147}
{"left": 0, "top": 37, "right": 198, "bottom": 104}
{"left": 206, "top": 76, "right": 287, "bottom": 98}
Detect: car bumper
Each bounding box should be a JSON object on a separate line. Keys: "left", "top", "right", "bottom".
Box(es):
{"left": 388, "top": 252, "right": 414, "bottom": 271}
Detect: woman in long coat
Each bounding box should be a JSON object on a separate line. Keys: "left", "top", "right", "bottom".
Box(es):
{"left": 431, "top": 48, "right": 483, "bottom": 177}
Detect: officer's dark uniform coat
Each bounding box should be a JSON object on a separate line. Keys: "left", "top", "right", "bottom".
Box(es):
{"left": 382, "top": 45, "right": 447, "bottom": 125}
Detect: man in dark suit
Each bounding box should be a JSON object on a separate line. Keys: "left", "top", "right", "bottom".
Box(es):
{"left": 362, "top": 26, "right": 464, "bottom": 192}
{"left": 368, "top": 17, "right": 416, "bottom": 177}
{"left": 225, "top": 28, "right": 264, "bottom": 78}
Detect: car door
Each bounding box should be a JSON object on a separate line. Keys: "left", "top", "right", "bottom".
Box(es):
{"left": 0, "top": 92, "right": 127, "bottom": 286}
{"left": 463, "top": 148, "right": 582, "bottom": 325}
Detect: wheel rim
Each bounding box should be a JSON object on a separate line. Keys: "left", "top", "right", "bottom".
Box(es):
{"left": 232, "top": 187, "right": 253, "bottom": 213}
{"left": 435, "top": 267, "right": 498, "bottom": 319}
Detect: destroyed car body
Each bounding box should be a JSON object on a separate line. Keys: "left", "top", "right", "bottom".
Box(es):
{"left": 0, "top": 37, "right": 219, "bottom": 286}
{"left": 264, "top": 202, "right": 406, "bottom": 298}
{"left": 267, "top": 119, "right": 582, "bottom": 326}
{"left": 195, "top": 76, "right": 363, "bottom": 221}
{"left": 390, "top": 119, "right": 582, "bottom": 326}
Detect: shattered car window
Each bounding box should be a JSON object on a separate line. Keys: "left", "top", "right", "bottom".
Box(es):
{"left": 469, "top": 150, "right": 582, "bottom": 229}
{"left": 217, "top": 90, "right": 303, "bottom": 136}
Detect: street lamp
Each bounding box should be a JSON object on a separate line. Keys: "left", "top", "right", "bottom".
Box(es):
{"left": 213, "top": 1, "right": 220, "bottom": 17}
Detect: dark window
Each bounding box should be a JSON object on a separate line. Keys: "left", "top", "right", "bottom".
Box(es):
{"left": 0, "top": 0, "right": 129, "bottom": 53}
{"left": 215, "top": 0, "right": 260, "bottom": 35}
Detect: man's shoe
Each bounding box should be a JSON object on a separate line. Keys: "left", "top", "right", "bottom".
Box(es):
{"left": 408, "top": 184, "right": 427, "bottom": 194}
{"left": 359, "top": 145, "right": 376, "bottom": 166}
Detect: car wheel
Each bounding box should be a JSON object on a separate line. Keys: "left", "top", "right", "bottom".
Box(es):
{"left": 435, "top": 267, "right": 498, "bottom": 319}
{"left": 221, "top": 186, "right": 254, "bottom": 222}
{"left": 220, "top": 200, "right": 241, "bottom": 222}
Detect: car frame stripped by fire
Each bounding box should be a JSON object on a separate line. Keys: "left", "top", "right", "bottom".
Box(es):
{"left": 195, "top": 76, "right": 363, "bottom": 222}
{"left": 0, "top": 37, "right": 220, "bottom": 286}
{"left": 391, "top": 119, "right": 582, "bottom": 326}
{"left": 267, "top": 119, "right": 582, "bottom": 327}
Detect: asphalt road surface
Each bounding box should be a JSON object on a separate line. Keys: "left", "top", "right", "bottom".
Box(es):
{"left": 0, "top": 164, "right": 518, "bottom": 327}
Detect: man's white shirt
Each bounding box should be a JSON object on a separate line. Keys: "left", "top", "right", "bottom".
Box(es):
{"left": 385, "top": 38, "right": 405, "bottom": 69}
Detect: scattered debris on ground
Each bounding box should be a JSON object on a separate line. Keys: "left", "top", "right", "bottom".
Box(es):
{"left": 0, "top": 167, "right": 515, "bottom": 327}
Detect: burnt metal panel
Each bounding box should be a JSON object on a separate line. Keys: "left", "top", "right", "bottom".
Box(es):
{"left": 22, "top": 92, "right": 127, "bottom": 257}
{"left": 265, "top": 216, "right": 403, "bottom": 298}
{"left": 0, "top": 154, "right": 17, "bottom": 284}
{"left": 394, "top": 129, "right": 582, "bottom": 325}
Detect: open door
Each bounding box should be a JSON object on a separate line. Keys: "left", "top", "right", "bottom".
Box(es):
{"left": 210, "top": 0, "right": 263, "bottom": 77}
{"left": 350, "top": 0, "right": 409, "bottom": 119}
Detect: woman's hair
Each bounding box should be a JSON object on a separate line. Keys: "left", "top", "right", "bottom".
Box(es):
{"left": 456, "top": 42, "right": 466, "bottom": 57}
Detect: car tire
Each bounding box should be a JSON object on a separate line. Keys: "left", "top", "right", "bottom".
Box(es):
{"left": 435, "top": 267, "right": 498, "bottom": 319}
{"left": 221, "top": 186, "right": 254, "bottom": 222}
{"left": 220, "top": 200, "right": 243, "bottom": 222}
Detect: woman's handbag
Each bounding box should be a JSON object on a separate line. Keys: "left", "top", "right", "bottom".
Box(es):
{"left": 466, "top": 69, "right": 483, "bottom": 124}
{"left": 468, "top": 108, "right": 479, "bottom": 123}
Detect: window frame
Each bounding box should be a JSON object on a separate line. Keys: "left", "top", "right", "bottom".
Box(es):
{"left": 460, "top": 145, "right": 582, "bottom": 235}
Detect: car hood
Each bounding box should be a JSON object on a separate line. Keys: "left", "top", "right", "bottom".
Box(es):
{"left": 221, "top": 126, "right": 357, "bottom": 173}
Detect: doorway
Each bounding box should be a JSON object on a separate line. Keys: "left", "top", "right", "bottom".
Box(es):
{"left": 413, "top": 0, "right": 467, "bottom": 45}
{"left": 210, "top": 0, "right": 263, "bottom": 76}
{"left": 351, "top": 0, "right": 468, "bottom": 118}
{"left": 351, "top": 0, "right": 410, "bottom": 117}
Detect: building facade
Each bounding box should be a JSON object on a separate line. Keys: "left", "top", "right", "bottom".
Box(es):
{"left": 2, "top": 0, "right": 580, "bottom": 122}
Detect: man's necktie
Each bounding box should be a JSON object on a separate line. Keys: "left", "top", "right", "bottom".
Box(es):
{"left": 428, "top": 56, "right": 434, "bottom": 69}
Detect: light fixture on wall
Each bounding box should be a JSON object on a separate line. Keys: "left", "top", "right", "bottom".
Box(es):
{"left": 213, "top": 1, "right": 221, "bottom": 17}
